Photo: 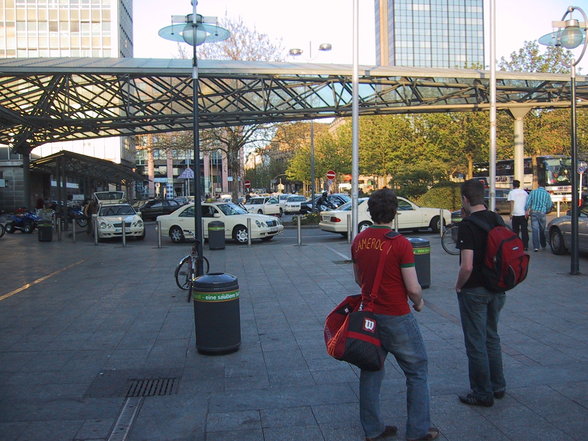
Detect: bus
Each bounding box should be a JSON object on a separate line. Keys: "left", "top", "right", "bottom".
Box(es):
{"left": 473, "top": 155, "right": 577, "bottom": 194}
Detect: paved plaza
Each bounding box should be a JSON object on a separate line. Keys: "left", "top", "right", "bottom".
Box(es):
{"left": 0, "top": 226, "right": 587, "bottom": 441}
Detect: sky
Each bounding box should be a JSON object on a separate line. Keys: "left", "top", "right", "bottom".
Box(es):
{"left": 133, "top": 0, "right": 588, "bottom": 71}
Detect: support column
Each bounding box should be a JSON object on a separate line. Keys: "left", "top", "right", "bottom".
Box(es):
{"left": 509, "top": 107, "right": 532, "bottom": 187}
{"left": 22, "top": 153, "right": 31, "bottom": 209}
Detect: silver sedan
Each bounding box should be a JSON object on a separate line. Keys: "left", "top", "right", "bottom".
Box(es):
{"left": 546, "top": 206, "right": 588, "bottom": 255}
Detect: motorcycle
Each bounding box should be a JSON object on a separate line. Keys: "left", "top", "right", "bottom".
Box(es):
{"left": 67, "top": 206, "right": 88, "bottom": 228}
{"left": 4, "top": 210, "right": 42, "bottom": 234}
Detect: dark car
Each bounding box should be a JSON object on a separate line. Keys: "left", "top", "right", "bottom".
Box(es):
{"left": 138, "top": 199, "right": 182, "bottom": 220}
{"left": 299, "top": 193, "right": 350, "bottom": 214}
{"left": 484, "top": 189, "right": 511, "bottom": 214}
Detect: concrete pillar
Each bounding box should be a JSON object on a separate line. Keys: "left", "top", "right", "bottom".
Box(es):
{"left": 22, "top": 153, "right": 31, "bottom": 209}
{"left": 509, "top": 107, "right": 532, "bottom": 185}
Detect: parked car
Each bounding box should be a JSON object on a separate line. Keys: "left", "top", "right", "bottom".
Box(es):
{"left": 284, "top": 195, "right": 308, "bottom": 214}
{"left": 277, "top": 193, "right": 294, "bottom": 213}
{"left": 93, "top": 191, "right": 126, "bottom": 205}
{"left": 546, "top": 205, "right": 588, "bottom": 255}
{"left": 157, "top": 202, "right": 284, "bottom": 244}
{"left": 485, "top": 188, "right": 511, "bottom": 214}
{"left": 319, "top": 197, "right": 451, "bottom": 235}
{"left": 243, "top": 196, "right": 281, "bottom": 216}
{"left": 299, "top": 193, "right": 350, "bottom": 214}
{"left": 137, "top": 199, "right": 182, "bottom": 220}
{"left": 95, "top": 203, "right": 145, "bottom": 240}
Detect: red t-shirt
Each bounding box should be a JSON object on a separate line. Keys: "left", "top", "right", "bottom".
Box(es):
{"left": 351, "top": 226, "right": 415, "bottom": 316}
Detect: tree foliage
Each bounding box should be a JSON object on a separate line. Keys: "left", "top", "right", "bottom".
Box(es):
{"left": 498, "top": 41, "right": 574, "bottom": 74}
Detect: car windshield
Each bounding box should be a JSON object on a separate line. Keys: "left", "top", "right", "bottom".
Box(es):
{"left": 338, "top": 199, "right": 367, "bottom": 211}
{"left": 287, "top": 196, "right": 306, "bottom": 202}
{"left": 217, "top": 203, "right": 248, "bottom": 216}
{"left": 99, "top": 205, "right": 136, "bottom": 216}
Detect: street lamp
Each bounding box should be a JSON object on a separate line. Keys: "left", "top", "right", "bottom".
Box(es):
{"left": 159, "top": 1, "right": 229, "bottom": 275}
{"left": 288, "top": 42, "right": 332, "bottom": 210}
{"left": 539, "top": 6, "right": 587, "bottom": 275}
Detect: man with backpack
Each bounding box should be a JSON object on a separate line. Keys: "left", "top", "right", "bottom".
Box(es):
{"left": 454, "top": 179, "right": 508, "bottom": 407}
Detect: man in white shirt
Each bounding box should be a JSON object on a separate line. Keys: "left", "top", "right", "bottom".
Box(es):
{"left": 507, "top": 180, "right": 529, "bottom": 250}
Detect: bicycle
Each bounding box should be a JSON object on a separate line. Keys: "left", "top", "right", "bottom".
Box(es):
{"left": 441, "top": 223, "right": 460, "bottom": 255}
{"left": 174, "top": 242, "right": 210, "bottom": 302}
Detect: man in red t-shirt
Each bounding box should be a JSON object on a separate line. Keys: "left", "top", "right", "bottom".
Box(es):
{"left": 352, "top": 188, "right": 438, "bottom": 441}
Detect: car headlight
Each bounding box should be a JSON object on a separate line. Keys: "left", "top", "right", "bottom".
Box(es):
{"left": 255, "top": 220, "right": 266, "bottom": 227}
{"left": 99, "top": 221, "right": 111, "bottom": 229}
{"left": 133, "top": 219, "right": 143, "bottom": 227}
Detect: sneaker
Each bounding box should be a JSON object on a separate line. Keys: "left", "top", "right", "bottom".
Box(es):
{"left": 459, "top": 393, "right": 493, "bottom": 407}
{"left": 365, "top": 425, "right": 398, "bottom": 441}
{"left": 494, "top": 391, "right": 505, "bottom": 399}
{"left": 534, "top": 248, "right": 539, "bottom": 252}
{"left": 407, "top": 427, "right": 440, "bottom": 441}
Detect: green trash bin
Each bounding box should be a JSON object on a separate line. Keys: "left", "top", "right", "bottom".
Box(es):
{"left": 408, "top": 237, "right": 430, "bottom": 289}
{"left": 192, "top": 273, "right": 240, "bottom": 355}
{"left": 208, "top": 221, "right": 225, "bottom": 250}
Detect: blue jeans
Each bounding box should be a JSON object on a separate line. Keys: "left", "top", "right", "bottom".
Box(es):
{"left": 530, "top": 212, "right": 547, "bottom": 249}
{"left": 360, "top": 313, "right": 431, "bottom": 440}
{"left": 457, "top": 287, "right": 506, "bottom": 401}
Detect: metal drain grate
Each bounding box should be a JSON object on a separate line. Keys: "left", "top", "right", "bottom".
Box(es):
{"left": 126, "top": 377, "right": 179, "bottom": 398}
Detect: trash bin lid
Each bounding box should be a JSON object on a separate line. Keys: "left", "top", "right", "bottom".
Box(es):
{"left": 408, "top": 237, "right": 430, "bottom": 247}
{"left": 194, "top": 272, "right": 238, "bottom": 291}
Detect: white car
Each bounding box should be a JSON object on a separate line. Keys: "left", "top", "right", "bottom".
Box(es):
{"left": 319, "top": 197, "right": 451, "bottom": 235}
{"left": 284, "top": 195, "right": 307, "bottom": 214}
{"left": 243, "top": 196, "right": 281, "bottom": 216}
{"left": 157, "top": 202, "right": 284, "bottom": 244}
{"left": 277, "top": 193, "right": 294, "bottom": 212}
{"left": 95, "top": 203, "right": 145, "bottom": 240}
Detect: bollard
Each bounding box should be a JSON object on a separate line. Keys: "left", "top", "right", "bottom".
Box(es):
{"left": 93, "top": 214, "right": 98, "bottom": 245}
{"left": 394, "top": 213, "right": 399, "bottom": 232}
{"left": 439, "top": 208, "right": 444, "bottom": 238}
{"left": 347, "top": 214, "right": 352, "bottom": 243}
{"left": 121, "top": 217, "right": 126, "bottom": 247}
{"left": 297, "top": 215, "right": 302, "bottom": 246}
{"left": 72, "top": 218, "right": 76, "bottom": 242}
{"left": 56, "top": 217, "right": 62, "bottom": 241}
{"left": 157, "top": 220, "right": 162, "bottom": 248}
{"left": 246, "top": 217, "right": 252, "bottom": 247}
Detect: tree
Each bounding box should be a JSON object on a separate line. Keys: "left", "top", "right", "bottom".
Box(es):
{"left": 498, "top": 41, "right": 574, "bottom": 74}
{"left": 197, "top": 17, "right": 285, "bottom": 200}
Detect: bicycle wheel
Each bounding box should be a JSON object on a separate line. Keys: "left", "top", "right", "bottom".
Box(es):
{"left": 441, "top": 225, "right": 460, "bottom": 255}
{"left": 174, "top": 255, "right": 193, "bottom": 290}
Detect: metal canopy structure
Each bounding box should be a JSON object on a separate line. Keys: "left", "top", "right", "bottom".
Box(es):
{"left": 1, "top": 57, "right": 587, "bottom": 155}
{"left": 30, "top": 150, "right": 143, "bottom": 184}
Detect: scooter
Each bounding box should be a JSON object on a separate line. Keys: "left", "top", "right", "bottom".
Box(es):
{"left": 4, "top": 210, "right": 42, "bottom": 234}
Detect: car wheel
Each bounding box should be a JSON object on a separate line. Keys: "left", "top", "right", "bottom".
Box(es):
{"left": 5, "top": 222, "right": 15, "bottom": 233}
{"left": 358, "top": 221, "right": 372, "bottom": 232}
{"left": 169, "top": 226, "right": 185, "bottom": 243}
{"left": 429, "top": 216, "right": 441, "bottom": 233}
{"left": 232, "top": 225, "right": 249, "bottom": 243}
{"left": 549, "top": 228, "right": 566, "bottom": 255}
{"left": 257, "top": 209, "right": 263, "bottom": 214}
{"left": 23, "top": 222, "right": 34, "bottom": 234}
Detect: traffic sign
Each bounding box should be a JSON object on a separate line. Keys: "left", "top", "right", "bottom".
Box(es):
{"left": 326, "top": 170, "right": 336, "bottom": 180}
{"left": 244, "top": 180, "right": 251, "bottom": 189}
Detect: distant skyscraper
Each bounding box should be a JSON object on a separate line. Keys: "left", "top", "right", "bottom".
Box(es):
{"left": 375, "top": 0, "right": 485, "bottom": 68}
{"left": 0, "top": 0, "right": 134, "bottom": 166}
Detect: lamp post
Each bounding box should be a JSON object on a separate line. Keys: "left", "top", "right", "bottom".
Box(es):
{"left": 159, "top": 1, "right": 229, "bottom": 275}
{"left": 288, "top": 42, "right": 332, "bottom": 210}
{"left": 539, "top": 6, "right": 587, "bottom": 275}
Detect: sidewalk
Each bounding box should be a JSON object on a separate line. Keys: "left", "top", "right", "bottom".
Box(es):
{"left": 0, "top": 230, "right": 587, "bottom": 441}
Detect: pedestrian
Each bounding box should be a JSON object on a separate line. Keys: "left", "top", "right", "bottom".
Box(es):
{"left": 525, "top": 185, "right": 553, "bottom": 252}
{"left": 352, "top": 188, "right": 438, "bottom": 441}
{"left": 507, "top": 179, "right": 529, "bottom": 250}
{"left": 455, "top": 179, "right": 506, "bottom": 407}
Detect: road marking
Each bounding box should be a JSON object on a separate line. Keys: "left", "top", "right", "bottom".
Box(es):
{"left": 326, "top": 246, "right": 351, "bottom": 261}
{"left": 0, "top": 259, "right": 86, "bottom": 302}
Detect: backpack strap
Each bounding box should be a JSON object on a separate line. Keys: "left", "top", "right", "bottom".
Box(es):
{"left": 362, "top": 232, "right": 398, "bottom": 311}
{"left": 463, "top": 211, "right": 505, "bottom": 232}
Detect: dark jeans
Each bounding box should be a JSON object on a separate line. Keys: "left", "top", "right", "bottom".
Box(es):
{"left": 511, "top": 215, "right": 529, "bottom": 249}
{"left": 457, "top": 287, "right": 506, "bottom": 401}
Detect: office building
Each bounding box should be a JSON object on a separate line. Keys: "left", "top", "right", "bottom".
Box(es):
{"left": 375, "top": 0, "right": 485, "bottom": 68}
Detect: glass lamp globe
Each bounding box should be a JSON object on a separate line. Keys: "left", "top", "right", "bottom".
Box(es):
{"left": 561, "top": 20, "right": 585, "bottom": 49}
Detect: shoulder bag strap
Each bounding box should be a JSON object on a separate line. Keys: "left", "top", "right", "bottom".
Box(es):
{"left": 362, "top": 240, "right": 393, "bottom": 311}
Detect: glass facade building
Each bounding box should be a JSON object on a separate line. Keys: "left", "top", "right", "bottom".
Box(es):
{"left": 375, "top": 0, "right": 484, "bottom": 68}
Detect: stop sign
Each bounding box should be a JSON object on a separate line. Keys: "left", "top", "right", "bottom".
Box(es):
{"left": 326, "top": 170, "right": 336, "bottom": 180}
{"left": 244, "top": 180, "right": 251, "bottom": 188}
